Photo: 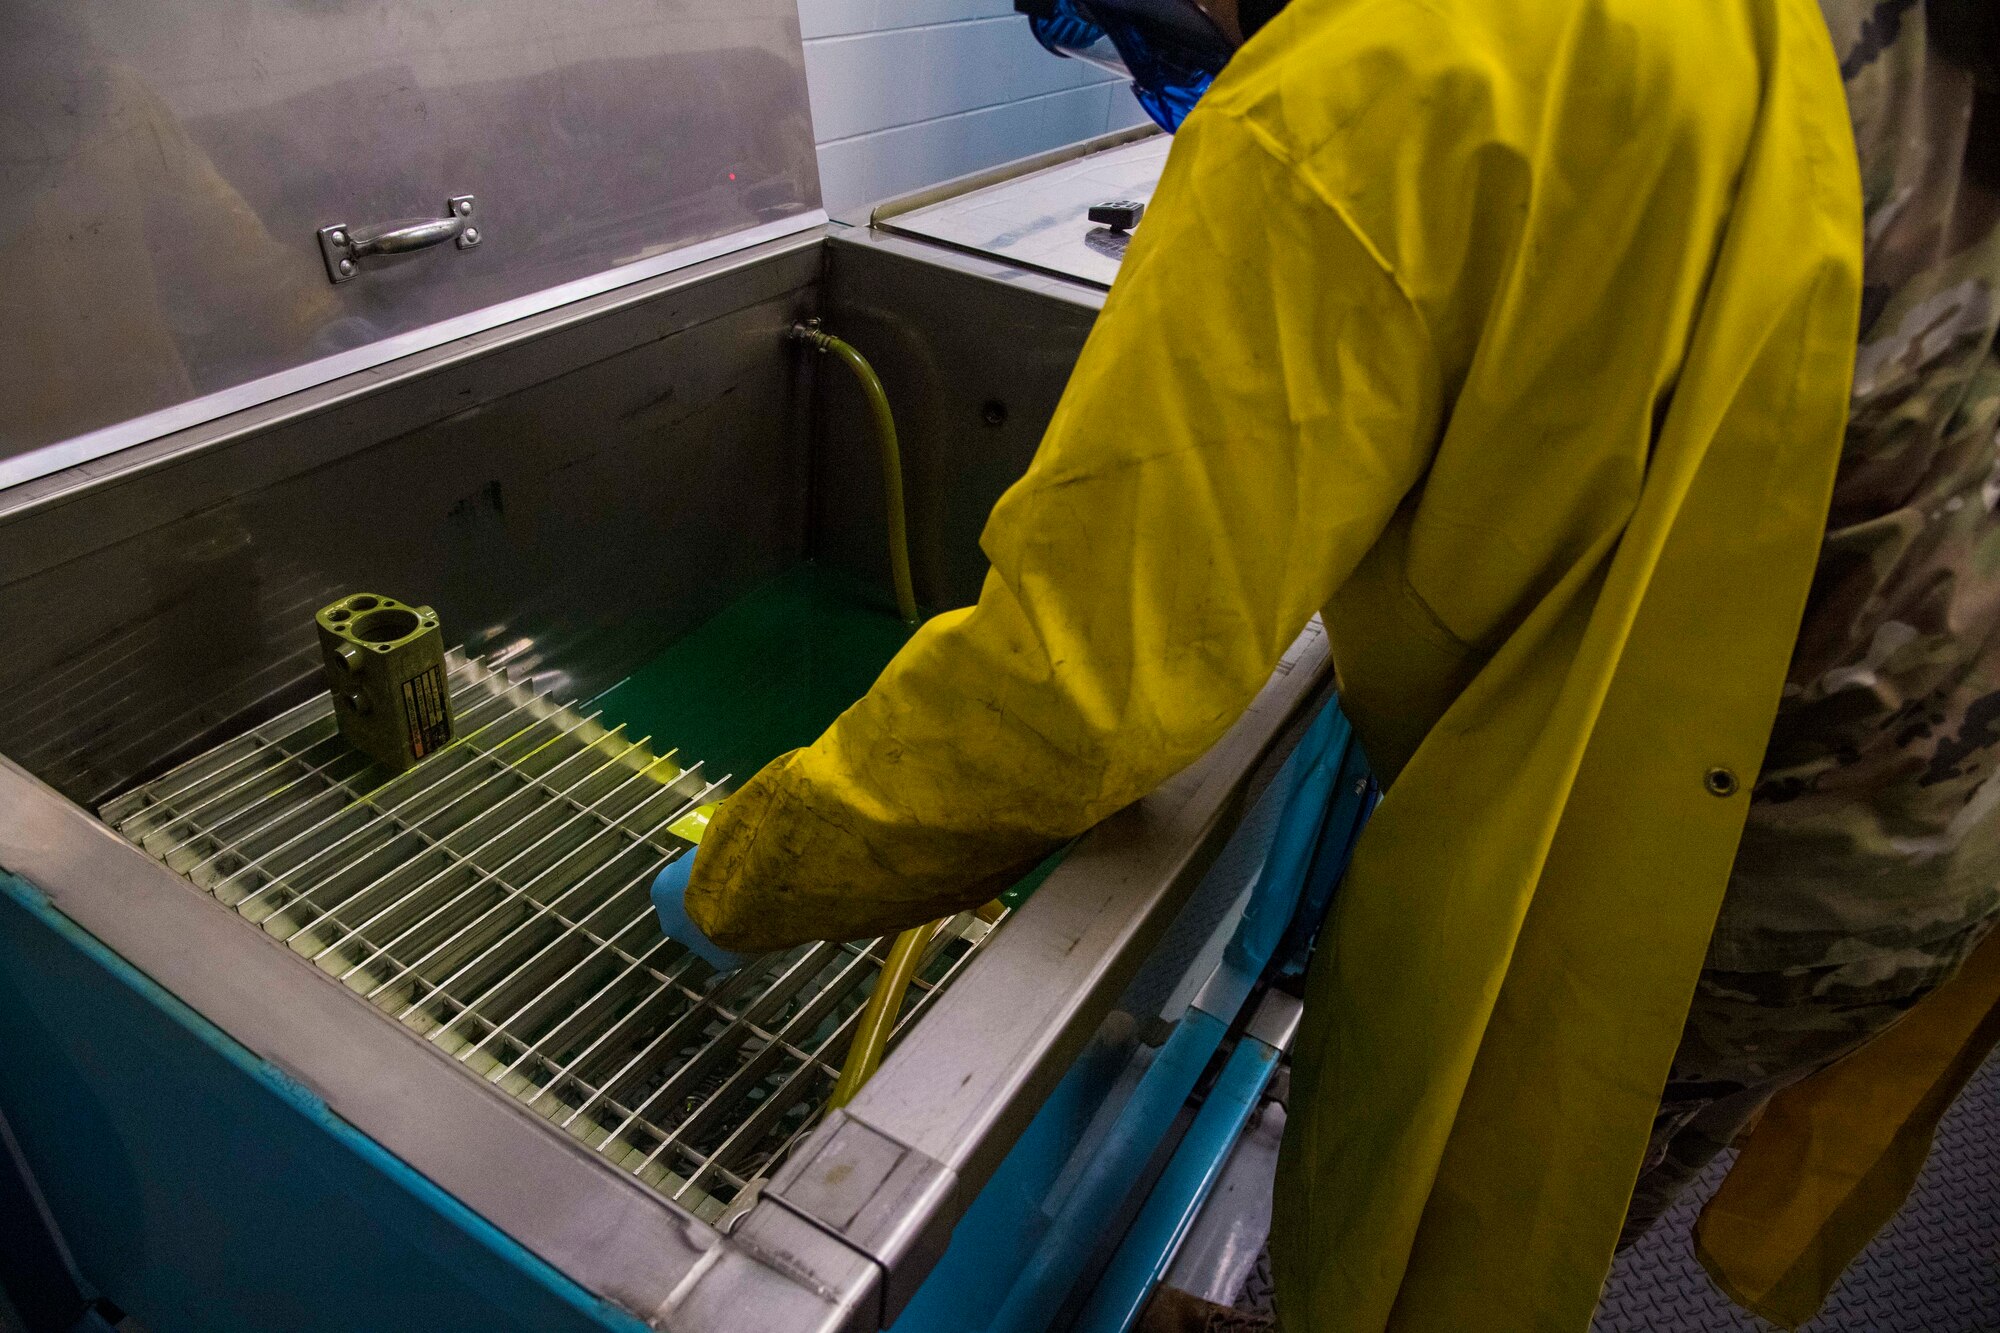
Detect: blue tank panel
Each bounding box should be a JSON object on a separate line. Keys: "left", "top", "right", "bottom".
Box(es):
{"left": 0, "top": 875, "right": 644, "bottom": 1333}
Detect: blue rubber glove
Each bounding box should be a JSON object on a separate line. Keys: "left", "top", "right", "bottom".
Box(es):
{"left": 651, "top": 849, "right": 754, "bottom": 975}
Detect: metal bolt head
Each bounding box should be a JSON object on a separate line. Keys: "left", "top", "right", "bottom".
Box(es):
{"left": 1704, "top": 767, "right": 1740, "bottom": 798}
{"left": 328, "top": 228, "right": 347, "bottom": 246}
{"left": 461, "top": 227, "right": 481, "bottom": 246}
{"left": 455, "top": 199, "right": 472, "bottom": 215}
{"left": 336, "top": 258, "right": 355, "bottom": 276}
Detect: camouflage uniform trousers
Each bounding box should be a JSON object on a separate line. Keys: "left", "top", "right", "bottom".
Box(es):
{"left": 1620, "top": 909, "right": 2000, "bottom": 1246}
{"left": 1616, "top": 0, "right": 2000, "bottom": 1250}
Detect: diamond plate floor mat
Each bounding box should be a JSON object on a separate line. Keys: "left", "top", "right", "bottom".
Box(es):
{"left": 1594, "top": 1050, "right": 2000, "bottom": 1332}
{"left": 1233, "top": 1246, "right": 1276, "bottom": 1320}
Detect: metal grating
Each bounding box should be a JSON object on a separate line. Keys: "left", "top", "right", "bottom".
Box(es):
{"left": 100, "top": 650, "right": 999, "bottom": 1221}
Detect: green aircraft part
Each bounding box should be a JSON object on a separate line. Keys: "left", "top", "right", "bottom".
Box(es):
{"left": 316, "top": 593, "right": 454, "bottom": 773}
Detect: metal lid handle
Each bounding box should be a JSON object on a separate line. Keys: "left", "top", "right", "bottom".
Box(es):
{"left": 317, "top": 195, "right": 481, "bottom": 284}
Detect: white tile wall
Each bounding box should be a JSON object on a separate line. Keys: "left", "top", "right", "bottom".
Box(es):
{"left": 799, "top": 0, "right": 1150, "bottom": 215}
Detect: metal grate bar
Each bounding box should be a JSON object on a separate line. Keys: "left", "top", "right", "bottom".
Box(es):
{"left": 263, "top": 710, "right": 611, "bottom": 949}
{"left": 356, "top": 748, "right": 700, "bottom": 996}
{"left": 426, "top": 772, "right": 724, "bottom": 1056}
{"left": 111, "top": 667, "right": 490, "bottom": 827}
{"left": 179, "top": 679, "right": 519, "bottom": 883}
{"left": 120, "top": 678, "right": 532, "bottom": 895}
{"left": 223, "top": 691, "right": 574, "bottom": 917}
{"left": 277, "top": 711, "right": 635, "bottom": 955}
{"left": 101, "top": 651, "right": 1011, "bottom": 1217}
{"left": 382, "top": 796, "right": 686, "bottom": 1012}
{"left": 610, "top": 943, "right": 864, "bottom": 1153}
{"left": 308, "top": 725, "right": 646, "bottom": 968}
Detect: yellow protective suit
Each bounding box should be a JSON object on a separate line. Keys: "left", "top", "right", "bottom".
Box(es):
{"left": 688, "top": 0, "right": 1863, "bottom": 1327}
{"left": 1691, "top": 925, "right": 2000, "bottom": 1328}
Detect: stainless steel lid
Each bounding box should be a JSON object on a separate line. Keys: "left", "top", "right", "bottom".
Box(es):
{"left": 875, "top": 132, "right": 1167, "bottom": 290}
{"left": 0, "top": 0, "right": 823, "bottom": 488}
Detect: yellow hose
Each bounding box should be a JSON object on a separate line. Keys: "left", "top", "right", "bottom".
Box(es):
{"left": 793, "top": 319, "right": 935, "bottom": 1104}
{"left": 794, "top": 324, "right": 921, "bottom": 627}
{"left": 829, "top": 920, "right": 940, "bottom": 1109}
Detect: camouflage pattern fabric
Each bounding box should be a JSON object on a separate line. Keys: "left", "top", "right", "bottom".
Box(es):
{"left": 1628, "top": 0, "right": 2000, "bottom": 1239}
